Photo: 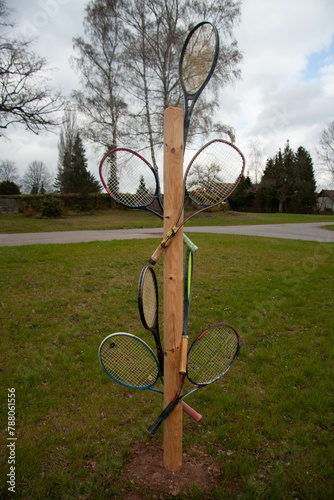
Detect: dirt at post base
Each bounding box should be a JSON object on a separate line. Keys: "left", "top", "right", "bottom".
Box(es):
{"left": 123, "top": 441, "right": 220, "bottom": 499}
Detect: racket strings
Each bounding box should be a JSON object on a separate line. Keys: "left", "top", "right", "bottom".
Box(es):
{"left": 185, "top": 141, "right": 244, "bottom": 206}
{"left": 142, "top": 270, "right": 158, "bottom": 329}
{"left": 188, "top": 325, "right": 239, "bottom": 384}
{"left": 182, "top": 24, "right": 217, "bottom": 95}
{"left": 100, "top": 150, "right": 157, "bottom": 207}
{"left": 100, "top": 336, "right": 158, "bottom": 388}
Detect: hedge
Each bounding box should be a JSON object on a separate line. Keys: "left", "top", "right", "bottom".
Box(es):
{"left": 2, "top": 193, "right": 117, "bottom": 213}
{"left": 0, "top": 193, "right": 229, "bottom": 214}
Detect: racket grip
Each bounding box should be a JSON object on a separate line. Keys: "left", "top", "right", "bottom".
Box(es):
{"left": 147, "top": 400, "right": 179, "bottom": 435}
{"left": 182, "top": 401, "right": 202, "bottom": 422}
{"left": 179, "top": 336, "right": 188, "bottom": 375}
{"left": 183, "top": 233, "right": 198, "bottom": 253}
{"left": 148, "top": 229, "right": 175, "bottom": 265}
{"left": 147, "top": 401, "right": 202, "bottom": 436}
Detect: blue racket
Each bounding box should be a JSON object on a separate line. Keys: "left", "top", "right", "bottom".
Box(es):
{"left": 98, "top": 332, "right": 202, "bottom": 421}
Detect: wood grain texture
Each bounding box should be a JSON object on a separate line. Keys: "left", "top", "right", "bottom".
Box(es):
{"left": 163, "top": 107, "right": 184, "bottom": 472}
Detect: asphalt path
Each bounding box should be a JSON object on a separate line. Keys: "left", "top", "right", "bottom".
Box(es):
{"left": 0, "top": 222, "right": 333, "bottom": 247}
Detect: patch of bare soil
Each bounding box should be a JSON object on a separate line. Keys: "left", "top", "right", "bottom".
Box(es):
{"left": 123, "top": 441, "right": 220, "bottom": 499}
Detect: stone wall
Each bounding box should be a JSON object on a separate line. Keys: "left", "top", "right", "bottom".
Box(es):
{"left": 0, "top": 196, "right": 19, "bottom": 214}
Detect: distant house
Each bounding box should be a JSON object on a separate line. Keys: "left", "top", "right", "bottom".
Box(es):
{"left": 317, "top": 190, "right": 334, "bottom": 212}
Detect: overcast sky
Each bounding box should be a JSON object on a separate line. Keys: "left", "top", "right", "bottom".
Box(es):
{"left": 2, "top": 0, "right": 334, "bottom": 190}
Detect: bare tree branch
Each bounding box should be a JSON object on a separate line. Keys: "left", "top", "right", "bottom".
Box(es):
{"left": 317, "top": 121, "right": 334, "bottom": 185}
{"left": 0, "top": 1, "right": 64, "bottom": 138}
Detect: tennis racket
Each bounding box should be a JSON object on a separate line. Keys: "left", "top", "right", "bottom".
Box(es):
{"left": 179, "top": 248, "right": 193, "bottom": 375}
{"left": 99, "top": 147, "right": 198, "bottom": 253}
{"left": 180, "top": 21, "right": 220, "bottom": 149}
{"left": 148, "top": 139, "right": 245, "bottom": 265}
{"left": 98, "top": 332, "right": 202, "bottom": 422}
{"left": 147, "top": 323, "right": 240, "bottom": 435}
{"left": 138, "top": 265, "right": 164, "bottom": 375}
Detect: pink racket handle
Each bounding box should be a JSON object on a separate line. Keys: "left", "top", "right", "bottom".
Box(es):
{"left": 182, "top": 401, "right": 202, "bottom": 422}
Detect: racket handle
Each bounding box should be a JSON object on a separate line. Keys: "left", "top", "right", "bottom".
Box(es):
{"left": 182, "top": 401, "right": 202, "bottom": 422}
{"left": 179, "top": 336, "right": 188, "bottom": 375}
{"left": 148, "top": 228, "right": 175, "bottom": 265}
{"left": 147, "top": 400, "right": 202, "bottom": 436}
{"left": 147, "top": 399, "right": 180, "bottom": 435}
{"left": 183, "top": 233, "right": 198, "bottom": 253}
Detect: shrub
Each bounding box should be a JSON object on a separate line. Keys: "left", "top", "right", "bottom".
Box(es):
{"left": 41, "top": 196, "right": 63, "bottom": 218}
{"left": 23, "top": 208, "right": 36, "bottom": 218}
{"left": 0, "top": 181, "right": 21, "bottom": 194}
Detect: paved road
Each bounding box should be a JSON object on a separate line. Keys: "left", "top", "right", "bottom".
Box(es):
{"left": 0, "top": 222, "right": 333, "bottom": 247}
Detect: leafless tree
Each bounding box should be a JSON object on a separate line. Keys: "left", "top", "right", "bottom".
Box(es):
{"left": 54, "top": 109, "right": 78, "bottom": 192}
{"left": 249, "top": 140, "right": 263, "bottom": 185}
{"left": 72, "top": 0, "right": 242, "bottom": 169}
{"left": 317, "top": 121, "right": 334, "bottom": 185}
{"left": 0, "top": 0, "right": 64, "bottom": 138}
{"left": 71, "top": 0, "right": 127, "bottom": 151}
{"left": 21, "top": 161, "right": 53, "bottom": 194}
{"left": 0, "top": 159, "right": 18, "bottom": 182}
{"left": 122, "top": 0, "right": 241, "bottom": 164}
{"left": 57, "top": 109, "right": 78, "bottom": 171}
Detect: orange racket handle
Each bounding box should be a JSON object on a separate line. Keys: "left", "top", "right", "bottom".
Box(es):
{"left": 179, "top": 336, "right": 188, "bottom": 375}
{"left": 182, "top": 401, "right": 202, "bottom": 422}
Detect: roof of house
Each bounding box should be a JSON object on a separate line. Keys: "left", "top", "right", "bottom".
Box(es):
{"left": 317, "top": 190, "right": 334, "bottom": 200}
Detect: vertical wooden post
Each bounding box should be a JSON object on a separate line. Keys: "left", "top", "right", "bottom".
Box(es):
{"left": 163, "top": 106, "right": 184, "bottom": 472}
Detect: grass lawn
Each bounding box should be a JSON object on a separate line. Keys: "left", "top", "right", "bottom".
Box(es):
{"left": 0, "top": 234, "right": 333, "bottom": 498}
{"left": 1, "top": 209, "right": 334, "bottom": 233}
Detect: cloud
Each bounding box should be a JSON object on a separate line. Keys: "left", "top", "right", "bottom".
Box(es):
{"left": 2, "top": 0, "right": 334, "bottom": 191}
{"left": 218, "top": 0, "right": 334, "bottom": 188}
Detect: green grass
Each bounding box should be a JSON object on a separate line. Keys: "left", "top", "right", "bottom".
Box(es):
{"left": 1, "top": 209, "right": 334, "bottom": 233}
{"left": 0, "top": 234, "right": 333, "bottom": 498}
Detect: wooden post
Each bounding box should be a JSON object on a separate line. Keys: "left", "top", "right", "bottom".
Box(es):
{"left": 163, "top": 107, "right": 184, "bottom": 472}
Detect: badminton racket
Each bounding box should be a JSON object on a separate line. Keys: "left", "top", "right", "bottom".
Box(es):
{"left": 99, "top": 147, "right": 198, "bottom": 253}
{"left": 147, "top": 323, "right": 240, "bottom": 435}
{"left": 180, "top": 21, "right": 219, "bottom": 149}
{"left": 98, "top": 332, "right": 202, "bottom": 422}
{"left": 148, "top": 139, "right": 245, "bottom": 265}
{"left": 138, "top": 265, "right": 164, "bottom": 375}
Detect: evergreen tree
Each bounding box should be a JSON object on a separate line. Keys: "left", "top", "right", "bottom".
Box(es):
{"left": 55, "top": 127, "right": 101, "bottom": 194}
{"left": 136, "top": 175, "right": 149, "bottom": 196}
{"left": 69, "top": 133, "right": 101, "bottom": 194}
{"left": 260, "top": 141, "right": 295, "bottom": 212}
{"left": 0, "top": 180, "right": 20, "bottom": 194}
{"left": 228, "top": 175, "right": 255, "bottom": 212}
{"left": 104, "top": 143, "right": 119, "bottom": 195}
{"left": 292, "top": 146, "right": 317, "bottom": 213}
{"left": 259, "top": 141, "right": 317, "bottom": 213}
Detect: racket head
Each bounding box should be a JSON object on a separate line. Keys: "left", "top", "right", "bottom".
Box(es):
{"left": 179, "top": 21, "right": 219, "bottom": 101}
{"left": 99, "top": 148, "right": 162, "bottom": 211}
{"left": 187, "top": 323, "right": 240, "bottom": 386}
{"left": 138, "top": 266, "right": 159, "bottom": 332}
{"left": 184, "top": 139, "right": 245, "bottom": 208}
{"left": 98, "top": 332, "right": 160, "bottom": 390}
